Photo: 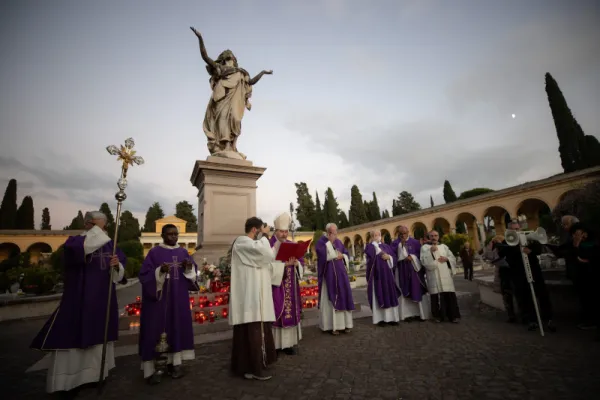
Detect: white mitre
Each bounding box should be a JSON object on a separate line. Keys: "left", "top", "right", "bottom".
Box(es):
{"left": 273, "top": 212, "right": 292, "bottom": 230}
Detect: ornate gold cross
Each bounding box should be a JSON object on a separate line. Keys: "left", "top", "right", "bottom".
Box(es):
{"left": 106, "top": 138, "right": 145, "bottom": 180}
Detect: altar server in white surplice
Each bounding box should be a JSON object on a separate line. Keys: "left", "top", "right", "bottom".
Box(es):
{"left": 420, "top": 230, "right": 461, "bottom": 323}
{"left": 229, "top": 217, "right": 285, "bottom": 381}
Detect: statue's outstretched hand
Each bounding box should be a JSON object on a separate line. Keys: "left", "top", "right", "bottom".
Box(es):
{"left": 264, "top": 70, "right": 273, "bottom": 75}
{"left": 190, "top": 27, "right": 202, "bottom": 38}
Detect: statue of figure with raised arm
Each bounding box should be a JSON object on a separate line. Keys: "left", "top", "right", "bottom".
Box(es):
{"left": 191, "top": 27, "right": 273, "bottom": 160}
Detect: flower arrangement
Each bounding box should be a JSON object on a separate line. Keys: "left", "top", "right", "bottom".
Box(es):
{"left": 349, "top": 276, "right": 357, "bottom": 282}
{"left": 201, "top": 263, "right": 222, "bottom": 281}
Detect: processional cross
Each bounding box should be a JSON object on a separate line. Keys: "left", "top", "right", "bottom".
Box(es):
{"left": 98, "top": 138, "right": 144, "bottom": 393}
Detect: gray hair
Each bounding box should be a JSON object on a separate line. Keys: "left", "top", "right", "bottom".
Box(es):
{"left": 398, "top": 225, "right": 409, "bottom": 233}
{"left": 369, "top": 229, "right": 380, "bottom": 239}
{"left": 325, "top": 223, "right": 337, "bottom": 233}
{"left": 84, "top": 211, "right": 107, "bottom": 222}
{"left": 561, "top": 215, "right": 579, "bottom": 224}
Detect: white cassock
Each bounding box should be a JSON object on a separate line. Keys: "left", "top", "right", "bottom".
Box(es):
{"left": 318, "top": 240, "right": 353, "bottom": 332}
{"left": 47, "top": 226, "right": 124, "bottom": 393}
{"left": 394, "top": 241, "right": 431, "bottom": 321}
{"left": 229, "top": 236, "right": 284, "bottom": 326}
{"left": 369, "top": 241, "right": 400, "bottom": 324}
{"left": 271, "top": 240, "right": 304, "bottom": 349}
{"left": 420, "top": 244, "right": 457, "bottom": 294}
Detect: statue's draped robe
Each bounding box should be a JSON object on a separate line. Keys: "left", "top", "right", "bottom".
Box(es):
{"left": 203, "top": 66, "right": 252, "bottom": 154}
{"left": 269, "top": 236, "right": 304, "bottom": 349}
{"left": 315, "top": 236, "right": 355, "bottom": 331}
{"left": 420, "top": 243, "right": 461, "bottom": 322}
{"left": 138, "top": 245, "right": 198, "bottom": 378}
{"left": 30, "top": 226, "right": 125, "bottom": 393}
{"left": 365, "top": 241, "right": 400, "bottom": 324}
{"left": 229, "top": 236, "right": 283, "bottom": 377}
{"left": 391, "top": 237, "right": 431, "bottom": 321}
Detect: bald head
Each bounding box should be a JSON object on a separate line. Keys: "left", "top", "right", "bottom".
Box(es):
{"left": 397, "top": 225, "right": 409, "bottom": 241}
{"left": 370, "top": 230, "right": 381, "bottom": 242}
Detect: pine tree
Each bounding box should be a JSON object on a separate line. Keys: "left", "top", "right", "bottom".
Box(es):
{"left": 0, "top": 179, "right": 18, "bottom": 229}
{"left": 430, "top": 195, "right": 434, "bottom": 208}
{"left": 175, "top": 201, "right": 198, "bottom": 233}
{"left": 16, "top": 196, "right": 34, "bottom": 229}
{"left": 348, "top": 185, "right": 368, "bottom": 226}
{"left": 314, "top": 192, "right": 324, "bottom": 231}
{"left": 99, "top": 202, "right": 116, "bottom": 238}
{"left": 118, "top": 210, "right": 141, "bottom": 242}
{"left": 393, "top": 191, "right": 421, "bottom": 215}
{"left": 294, "top": 182, "right": 316, "bottom": 231}
{"left": 338, "top": 211, "right": 349, "bottom": 228}
{"left": 443, "top": 180, "right": 458, "bottom": 203}
{"left": 41, "top": 207, "right": 51, "bottom": 230}
{"left": 143, "top": 202, "right": 165, "bottom": 232}
{"left": 370, "top": 192, "right": 381, "bottom": 221}
{"left": 324, "top": 187, "right": 340, "bottom": 225}
{"left": 65, "top": 211, "right": 85, "bottom": 230}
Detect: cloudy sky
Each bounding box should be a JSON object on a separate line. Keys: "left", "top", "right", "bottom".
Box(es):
{"left": 0, "top": 0, "right": 598, "bottom": 230}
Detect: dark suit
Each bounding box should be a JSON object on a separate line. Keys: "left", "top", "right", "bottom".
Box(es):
{"left": 498, "top": 239, "right": 553, "bottom": 324}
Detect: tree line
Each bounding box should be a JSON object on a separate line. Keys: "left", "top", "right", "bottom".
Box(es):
{"left": 0, "top": 178, "right": 199, "bottom": 243}
{"left": 293, "top": 181, "right": 493, "bottom": 233}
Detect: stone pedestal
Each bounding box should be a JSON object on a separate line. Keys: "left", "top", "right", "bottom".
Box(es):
{"left": 190, "top": 156, "right": 266, "bottom": 264}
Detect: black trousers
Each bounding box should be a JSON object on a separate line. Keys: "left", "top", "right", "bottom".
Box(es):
{"left": 498, "top": 267, "right": 516, "bottom": 319}
{"left": 574, "top": 263, "right": 597, "bottom": 324}
{"left": 463, "top": 264, "right": 473, "bottom": 280}
{"left": 430, "top": 292, "right": 461, "bottom": 321}
{"left": 512, "top": 270, "right": 553, "bottom": 324}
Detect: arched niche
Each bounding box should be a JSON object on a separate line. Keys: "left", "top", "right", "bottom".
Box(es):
{"left": 516, "top": 198, "right": 552, "bottom": 232}
{"left": 410, "top": 222, "right": 427, "bottom": 239}
{"left": 431, "top": 217, "right": 451, "bottom": 237}
{"left": 381, "top": 229, "right": 392, "bottom": 245}
{"left": 483, "top": 205, "right": 511, "bottom": 237}
{"left": 0, "top": 242, "right": 21, "bottom": 263}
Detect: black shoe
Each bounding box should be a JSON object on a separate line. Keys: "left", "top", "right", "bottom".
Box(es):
{"left": 527, "top": 323, "right": 538, "bottom": 331}
{"left": 506, "top": 317, "right": 516, "bottom": 323}
{"left": 377, "top": 321, "right": 386, "bottom": 327}
{"left": 545, "top": 320, "right": 557, "bottom": 333}
{"left": 388, "top": 321, "right": 399, "bottom": 326}
{"left": 146, "top": 373, "right": 162, "bottom": 385}
{"left": 283, "top": 347, "right": 296, "bottom": 355}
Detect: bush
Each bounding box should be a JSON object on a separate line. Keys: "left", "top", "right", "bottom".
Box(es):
{"left": 50, "top": 246, "right": 65, "bottom": 277}
{"left": 119, "top": 240, "right": 144, "bottom": 262}
{"left": 125, "top": 257, "right": 142, "bottom": 279}
{"left": 441, "top": 233, "right": 471, "bottom": 256}
{"left": 6, "top": 266, "right": 59, "bottom": 295}
{"left": 552, "top": 179, "right": 600, "bottom": 236}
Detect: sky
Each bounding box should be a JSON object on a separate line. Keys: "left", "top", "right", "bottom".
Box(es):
{"left": 0, "top": 0, "right": 599, "bottom": 230}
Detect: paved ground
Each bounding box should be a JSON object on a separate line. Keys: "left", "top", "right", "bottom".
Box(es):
{"left": 3, "top": 273, "right": 600, "bottom": 399}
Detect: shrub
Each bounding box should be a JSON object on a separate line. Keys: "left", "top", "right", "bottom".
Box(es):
{"left": 441, "top": 233, "right": 471, "bottom": 256}
{"left": 125, "top": 257, "right": 142, "bottom": 279}
{"left": 119, "top": 240, "right": 144, "bottom": 262}
{"left": 6, "top": 266, "right": 59, "bottom": 295}
{"left": 552, "top": 179, "right": 600, "bottom": 236}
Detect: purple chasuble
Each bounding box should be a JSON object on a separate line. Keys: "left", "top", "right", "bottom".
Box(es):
{"left": 269, "top": 236, "right": 304, "bottom": 328}
{"left": 390, "top": 237, "right": 427, "bottom": 302}
{"left": 315, "top": 236, "right": 355, "bottom": 311}
{"left": 138, "top": 246, "right": 198, "bottom": 362}
{"left": 30, "top": 235, "right": 126, "bottom": 350}
{"left": 365, "top": 242, "right": 400, "bottom": 310}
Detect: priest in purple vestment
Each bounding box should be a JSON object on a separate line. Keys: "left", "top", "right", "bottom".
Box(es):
{"left": 268, "top": 212, "right": 304, "bottom": 355}
{"left": 30, "top": 211, "right": 126, "bottom": 394}
{"left": 390, "top": 226, "right": 430, "bottom": 322}
{"left": 365, "top": 230, "right": 400, "bottom": 326}
{"left": 138, "top": 223, "right": 198, "bottom": 384}
{"left": 316, "top": 222, "right": 355, "bottom": 335}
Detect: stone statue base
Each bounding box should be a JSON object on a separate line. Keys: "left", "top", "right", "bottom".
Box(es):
{"left": 190, "top": 156, "right": 266, "bottom": 264}
{"left": 211, "top": 150, "right": 247, "bottom": 160}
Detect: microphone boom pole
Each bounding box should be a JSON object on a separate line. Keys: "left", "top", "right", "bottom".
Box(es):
{"left": 98, "top": 138, "right": 145, "bottom": 394}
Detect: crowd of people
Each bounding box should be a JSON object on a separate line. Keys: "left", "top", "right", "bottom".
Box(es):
{"left": 28, "top": 211, "right": 598, "bottom": 397}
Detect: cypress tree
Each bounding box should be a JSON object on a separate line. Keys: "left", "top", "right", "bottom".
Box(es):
{"left": 41, "top": 207, "right": 51, "bottom": 230}
{"left": 142, "top": 202, "right": 165, "bottom": 232}
{"left": 294, "top": 182, "right": 316, "bottom": 231}
{"left": 16, "top": 196, "right": 35, "bottom": 229}
{"left": 369, "top": 192, "right": 381, "bottom": 221}
{"left": 0, "top": 179, "right": 18, "bottom": 229}
{"left": 314, "top": 192, "right": 324, "bottom": 231}
{"left": 443, "top": 180, "right": 458, "bottom": 203}
{"left": 324, "top": 188, "right": 340, "bottom": 226}
{"left": 99, "top": 202, "right": 116, "bottom": 238}
{"left": 65, "top": 211, "right": 85, "bottom": 230}
{"left": 544, "top": 72, "right": 585, "bottom": 172}
{"left": 348, "top": 185, "right": 368, "bottom": 226}
{"left": 430, "top": 195, "right": 434, "bottom": 208}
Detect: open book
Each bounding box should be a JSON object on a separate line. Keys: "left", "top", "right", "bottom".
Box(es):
{"left": 275, "top": 240, "right": 312, "bottom": 262}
